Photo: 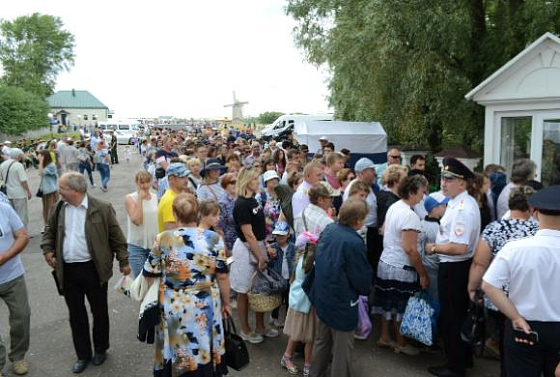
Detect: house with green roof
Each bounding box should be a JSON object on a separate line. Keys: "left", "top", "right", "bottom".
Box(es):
{"left": 47, "top": 89, "right": 110, "bottom": 128}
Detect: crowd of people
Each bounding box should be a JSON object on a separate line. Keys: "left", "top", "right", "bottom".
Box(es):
{"left": 0, "top": 124, "right": 559, "bottom": 377}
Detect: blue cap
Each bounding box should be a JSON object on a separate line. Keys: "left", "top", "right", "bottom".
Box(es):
{"left": 354, "top": 158, "right": 375, "bottom": 173}
{"left": 272, "top": 221, "right": 290, "bottom": 236}
{"left": 424, "top": 195, "right": 449, "bottom": 214}
{"left": 166, "top": 163, "right": 189, "bottom": 177}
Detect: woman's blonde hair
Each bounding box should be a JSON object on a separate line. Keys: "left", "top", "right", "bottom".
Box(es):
{"left": 236, "top": 167, "right": 260, "bottom": 198}
{"left": 135, "top": 170, "right": 152, "bottom": 184}
{"left": 187, "top": 158, "right": 202, "bottom": 170}
{"left": 382, "top": 165, "right": 407, "bottom": 187}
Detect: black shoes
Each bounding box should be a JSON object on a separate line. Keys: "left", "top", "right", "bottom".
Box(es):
{"left": 72, "top": 360, "right": 89, "bottom": 374}
{"left": 427, "top": 365, "right": 465, "bottom": 377}
{"left": 92, "top": 352, "right": 106, "bottom": 366}
{"left": 73, "top": 353, "right": 105, "bottom": 373}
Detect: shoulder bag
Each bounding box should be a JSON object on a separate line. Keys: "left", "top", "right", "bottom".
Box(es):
{"left": 0, "top": 161, "right": 15, "bottom": 195}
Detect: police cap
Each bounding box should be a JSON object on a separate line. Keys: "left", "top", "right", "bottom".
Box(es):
{"left": 528, "top": 185, "right": 560, "bottom": 212}
{"left": 441, "top": 157, "right": 475, "bottom": 180}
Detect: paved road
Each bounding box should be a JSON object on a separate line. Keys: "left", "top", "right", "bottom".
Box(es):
{"left": 0, "top": 151, "right": 500, "bottom": 376}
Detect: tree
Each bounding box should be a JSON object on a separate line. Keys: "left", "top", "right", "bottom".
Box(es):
{"left": 0, "top": 85, "right": 49, "bottom": 135}
{"left": 258, "top": 111, "right": 285, "bottom": 125}
{"left": 286, "top": 0, "right": 560, "bottom": 152}
{"left": 0, "top": 13, "right": 75, "bottom": 98}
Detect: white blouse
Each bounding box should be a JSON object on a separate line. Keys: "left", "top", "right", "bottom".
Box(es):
{"left": 380, "top": 200, "right": 421, "bottom": 268}
{"left": 126, "top": 191, "right": 159, "bottom": 249}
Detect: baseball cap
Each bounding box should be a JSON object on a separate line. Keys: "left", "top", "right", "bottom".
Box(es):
{"left": 354, "top": 158, "right": 375, "bottom": 173}
{"left": 424, "top": 196, "right": 449, "bottom": 214}
{"left": 272, "top": 221, "right": 290, "bottom": 236}
{"left": 166, "top": 163, "right": 189, "bottom": 177}
{"left": 263, "top": 170, "right": 279, "bottom": 183}
{"left": 319, "top": 136, "right": 328, "bottom": 141}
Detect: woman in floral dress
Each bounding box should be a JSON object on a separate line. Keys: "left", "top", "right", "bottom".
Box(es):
{"left": 144, "top": 193, "right": 231, "bottom": 377}
{"left": 259, "top": 170, "right": 281, "bottom": 243}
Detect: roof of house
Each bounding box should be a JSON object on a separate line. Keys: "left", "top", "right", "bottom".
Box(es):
{"left": 465, "top": 32, "right": 560, "bottom": 101}
{"left": 47, "top": 90, "right": 108, "bottom": 109}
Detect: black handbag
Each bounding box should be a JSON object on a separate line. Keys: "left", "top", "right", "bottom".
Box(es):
{"left": 224, "top": 317, "right": 250, "bottom": 371}
{"left": 460, "top": 290, "right": 487, "bottom": 356}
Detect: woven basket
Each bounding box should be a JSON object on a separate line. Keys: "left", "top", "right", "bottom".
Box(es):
{"left": 248, "top": 292, "right": 282, "bottom": 312}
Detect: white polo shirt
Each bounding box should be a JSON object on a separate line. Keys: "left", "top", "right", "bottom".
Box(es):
{"left": 483, "top": 229, "right": 560, "bottom": 322}
{"left": 436, "top": 190, "right": 480, "bottom": 263}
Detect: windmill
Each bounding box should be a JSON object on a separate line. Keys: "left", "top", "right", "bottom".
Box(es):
{"left": 224, "top": 91, "right": 248, "bottom": 124}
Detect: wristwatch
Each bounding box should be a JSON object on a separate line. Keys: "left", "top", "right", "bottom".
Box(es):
{"left": 431, "top": 244, "right": 437, "bottom": 254}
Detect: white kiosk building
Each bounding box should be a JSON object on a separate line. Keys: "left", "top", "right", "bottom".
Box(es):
{"left": 466, "top": 32, "right": 560, "bottom": 187}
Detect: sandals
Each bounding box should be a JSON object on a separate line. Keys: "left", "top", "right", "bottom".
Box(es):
{"left": 376, "top": 338, "right": 396, "bottom": 349}
{"left": 280, "top": 355, "right": 299, "bottom": 375}
{"left": 394, "top": 344, "right": 420, "bottom": 356}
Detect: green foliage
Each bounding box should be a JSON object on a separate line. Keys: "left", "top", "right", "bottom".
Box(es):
{"left": 0, "top": 13, "right": 75, "bottom": 98}
{"left": 286, "top": 0, "right": 560, "bottom": 152}
{"left": 258, "top": 111, "right": 285, "bottom": 125}
{"left": 0, "top": 85, "right": 49, "bottom": 135}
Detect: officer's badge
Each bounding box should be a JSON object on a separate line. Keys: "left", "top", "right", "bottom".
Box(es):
{"left": 454, "top": 222, "right": 465, "bottom": 236}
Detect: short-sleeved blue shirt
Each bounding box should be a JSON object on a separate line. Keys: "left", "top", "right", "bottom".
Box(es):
{"left": 0, "top": 202, "right": 25, "bottom": 284}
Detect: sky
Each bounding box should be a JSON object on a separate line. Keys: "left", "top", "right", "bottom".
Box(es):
{"left": 2, "top": 0, "right": 332, "bottom": 119}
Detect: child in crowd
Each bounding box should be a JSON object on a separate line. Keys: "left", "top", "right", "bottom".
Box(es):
{"left": 124, "top": 146, "right": 132, "bottom": 163}
{"left": 266, "top": 221, "right": 296, "bottom": 328}
{"left": 347, "top": 180, "right": 370, "bottom": 241}
{"left": 420, "top": 195, "right": 448, "bottom": 303}
{"left": 198, "top": 199, "right": 221, "bottom": 231}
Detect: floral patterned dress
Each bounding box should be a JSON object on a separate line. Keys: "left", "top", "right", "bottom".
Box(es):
{"left": 218, "top": 195, "right": 237, "bottom": 254}
{"left": 258, "top": 191, "right": 280, "bottom": 243}
{"left": 143, "top": 227, "right": 229, "bottom": 377}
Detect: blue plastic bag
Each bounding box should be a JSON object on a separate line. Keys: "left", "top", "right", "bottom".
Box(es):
{"left": 399, "top": 291, "right": 435, "bottom": 346}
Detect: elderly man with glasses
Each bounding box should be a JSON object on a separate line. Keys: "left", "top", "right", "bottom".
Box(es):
{"left": 375, "top": 148, "right": 402, "bottom": 186}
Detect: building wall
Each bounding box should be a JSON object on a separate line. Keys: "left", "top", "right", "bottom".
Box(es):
{"left": 51, "top": 107, "right": 109, "bottom": 128}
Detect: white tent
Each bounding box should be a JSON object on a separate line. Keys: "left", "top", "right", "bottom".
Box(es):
{"left": 294, "top": 120, "right": 387, "bottom": 163}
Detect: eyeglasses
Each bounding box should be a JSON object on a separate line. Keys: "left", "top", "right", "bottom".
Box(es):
{"left": 390, "top": 155, "right": 401, "bottom": 159}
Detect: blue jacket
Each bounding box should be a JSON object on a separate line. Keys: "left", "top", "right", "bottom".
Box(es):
{"left": 267, "top": 242, "right": 296, "bottom": 280}
{"left": 308, "top": 222, "right": 372, "bottom": 332}
{"left": 40, "top": 163, "right": 58, "bottom": 195}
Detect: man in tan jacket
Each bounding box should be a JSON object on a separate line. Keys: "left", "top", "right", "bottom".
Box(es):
{"left": 40, "top": 172, "right": 130, "bottom": 374}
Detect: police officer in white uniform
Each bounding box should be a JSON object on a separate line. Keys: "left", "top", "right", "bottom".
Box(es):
{"left": 482, "top": 185, "right": 560, "bottom": 377}
{"left": 426, "top": 157, "right": 480, "bottom": 377}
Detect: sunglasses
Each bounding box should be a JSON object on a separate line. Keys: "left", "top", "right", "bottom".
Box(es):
{"left": 390, "top": 155, "right": 401, "bottom": 159}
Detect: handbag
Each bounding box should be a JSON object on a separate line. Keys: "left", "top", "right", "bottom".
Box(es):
{"left": 301, "top": 209, "right": 317, "bottom": 274}
{"left": 461, "top": 290, "right": 487, "bottom": 356}
{"left": 224, "top": 317, "right": 250, "bottom": 371}
{"left": 36, "top": 177, "right": 44, "bottom": 198}
{"left": 0, "top": 161, "right": 15, "bottom": 195}
{"left": 400, "top": 291, "right": 435, "bottom": 346}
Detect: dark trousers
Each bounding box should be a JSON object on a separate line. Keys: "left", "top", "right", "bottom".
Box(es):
{"left": 438, "top": 259, "right": 473, "bottom": 374}
{"left": 110, "top": 147, "right": 118, "bottom": 164}
{"left": 489, "top": 309, "right": 507, "bottom": 377}
{"left": 63, "top": 261, "right": 109, "bottom": 360}
{"left": 366, "top": 227, "right": 381, "bottom": 282}
{"left": 504, "top": 320, "right": 560, "bottom": 377}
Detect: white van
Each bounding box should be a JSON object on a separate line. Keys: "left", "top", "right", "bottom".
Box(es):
{"left": 98, "top": 120, "right": 140, "bottom": 144}
{"left": 261, "top": 114, "right": 334, "bottom": 140}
